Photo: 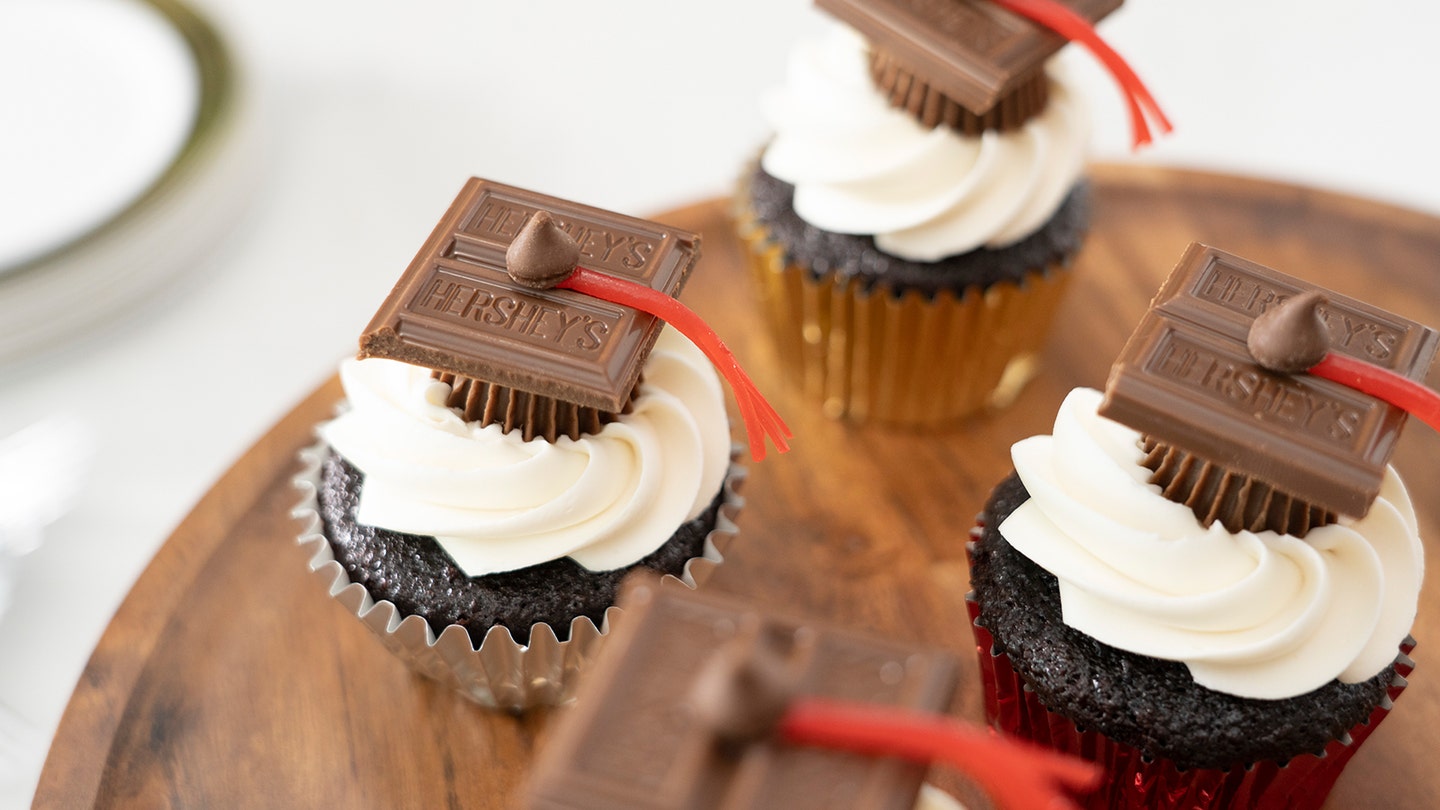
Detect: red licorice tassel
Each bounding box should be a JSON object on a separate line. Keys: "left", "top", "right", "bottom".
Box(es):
{"left": 558, "top": 267, "right": 791, "bottom": 461}
{"left": 991, "top": 0, "right": 1172, "bottom": 149}
{"left": 1311, "top": 352, "right": 1440, "bottom": 433}
{"left": 779, "top": 699, "right": 1102, "bottom": 810}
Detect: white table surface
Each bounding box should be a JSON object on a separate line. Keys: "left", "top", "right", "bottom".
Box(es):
{"left": 3, "top": 0, "right": 1439, "bottom": 806}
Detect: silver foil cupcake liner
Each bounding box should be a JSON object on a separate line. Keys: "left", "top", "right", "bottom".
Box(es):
{"left": 292, "top": 440, "right": 744, "bottom": 712}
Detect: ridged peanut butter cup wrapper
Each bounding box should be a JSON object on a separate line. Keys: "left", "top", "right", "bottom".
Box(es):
{"left": 292, "top": 440, "right": 744, "bottom": 712}
{"left": 869, "top": 48, "right": 1049, "bottom": 134}
{"left": 736, "top": 200, "right": 1072, "bottom": 427}
{"left": 964, "top": 527, "right": 1415, "bottom": 810}
{"left": 1140, "top": 439, "right": 1337, "bottom": 536}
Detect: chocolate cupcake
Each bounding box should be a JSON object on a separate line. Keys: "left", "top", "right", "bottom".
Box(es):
{"left": 967, "top": 244, "right": 1435, "bottom": 808}
{"left": 294, "top": 178, "right": 744, "bottom": 711}
{"left": 736, "top": 0, "right": 1136, "bottom": 426}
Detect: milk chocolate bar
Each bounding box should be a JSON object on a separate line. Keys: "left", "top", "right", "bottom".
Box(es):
{"left": 525, "top": 579, "right": 958, "bottom": 810}
{"left": 359, "top": 178, "right": 700, "bottom": 412}
{"left": 816, "top": 0, "right": 1121, "bottom": 114}
{"left": 1101, "top": 243, "right": 1439, "bottom": 518}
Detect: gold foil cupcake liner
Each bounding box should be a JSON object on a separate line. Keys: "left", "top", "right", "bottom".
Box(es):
{"left": 292, "top": 440, "right": 744, "bottom": 712}
{"left": 869, "top": 48, "right": 1049, "bottom": 134}
{"left": 737, "top": 207, "right": 1072, "bottom": 427}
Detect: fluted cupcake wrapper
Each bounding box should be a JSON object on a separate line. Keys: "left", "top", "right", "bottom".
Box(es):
{"left": 292, "top": 440, "right": 744, "bottom": 712}
{"left": 964, "top": 531, "right": 1414, "bottom": 810}
{"left": 737, "top": 205, "right": 1072, "bottom": 427}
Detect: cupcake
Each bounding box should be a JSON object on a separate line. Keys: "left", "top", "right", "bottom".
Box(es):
{"left": 524, "top": 575, "right": 1100, "bottom": 809}
{"left": 967, "top": 244, "right": 1436, "bottom": 808}
{"left": 294, "top": 178, "right": 747, "bottom": 711}
{"left": 736, "top": 0, "right": 1155, "bottom": 426}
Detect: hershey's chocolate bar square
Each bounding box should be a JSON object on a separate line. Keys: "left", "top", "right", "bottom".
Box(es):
{"left": 817, "top": 0, "right": 1121, "bottom": 112}
{"left": 359, "top": 178, "right": 700, "bottom": 412}
{"left": 526, "top": 580, "right": 958, "bottom": 810}
{"left": 1101, "top": 242, "right": 1439, "bottom": 517}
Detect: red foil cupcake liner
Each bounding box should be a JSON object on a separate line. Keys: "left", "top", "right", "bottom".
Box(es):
{"left": 965, "top": 528, "right": 1415, "bottom": 810}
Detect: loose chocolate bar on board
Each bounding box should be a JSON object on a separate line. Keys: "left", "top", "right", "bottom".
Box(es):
{"left": 526, "top": 579, "right": 958, "bottom": 810}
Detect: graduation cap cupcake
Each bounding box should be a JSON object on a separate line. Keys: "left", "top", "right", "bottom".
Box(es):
{"left": 736, "top": 0, "right": 1167, "bottom": 426}
{"left": 967, "top": 243, "right": 1434, "bottom": 808}
{"left": 295, "top": 178, "right": 787, "bottom": 710}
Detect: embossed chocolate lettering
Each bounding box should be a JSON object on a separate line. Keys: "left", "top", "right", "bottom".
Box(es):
{"left": 579, "top": 319, "right": 608, "bottom": 351}
{"left": 622, "top": 238, "right": 654, "bottom": 270}
{"left": 600, "top": 231, "right": 629, "bottom": 262}
{"left": 1329, "top": 313, "right": 1399, "bottom": 362}
{"left": 1149, "top": 335, "right": 1363, "bottom": 447}
{"left": 473, "top": 201, "right": 529, "bottom": 239}
{"left": 408, "top": 272, "right": 616, "bottom": 356}
{"left": 362, "top": 177, "right": 699, "bottom": 412}
{"left": 1196, "top": 266, "right": 1286, "bottom": 317}
{"left": 486, "top": 213, "right": 658, "bottom": 275}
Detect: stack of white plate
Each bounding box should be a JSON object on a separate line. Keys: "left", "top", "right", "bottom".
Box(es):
{"left": 0, "top": 0, "right": 256, "bottom": 363}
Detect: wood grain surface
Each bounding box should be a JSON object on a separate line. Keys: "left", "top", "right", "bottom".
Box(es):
{"left": 34, "top": 166, "right": 1440, "bottom": 809}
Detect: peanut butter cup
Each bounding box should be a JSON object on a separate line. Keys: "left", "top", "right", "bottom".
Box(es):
{"left": 821, "top": 0, "right": 1121, "bottom": 132}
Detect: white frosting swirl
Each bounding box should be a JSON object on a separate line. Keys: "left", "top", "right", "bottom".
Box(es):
{"left": 759, "top": 24, "right": 1089, "bottom": 262}
{"left": 915, "top": 785, "right": 965, "bottom": 810}
{"left": 1000, "top": 388, "right": 1423, "bottom": 700}
{"left": 319, "top": 326, "right": 731, "bottom": 577}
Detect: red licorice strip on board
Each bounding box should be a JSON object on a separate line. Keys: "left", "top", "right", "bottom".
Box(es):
{"left": 779, "top": 698, "right": 1102, "bottom": 810}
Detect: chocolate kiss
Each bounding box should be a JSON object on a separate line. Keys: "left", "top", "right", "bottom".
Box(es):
{"left": 687, "top": 632, "right": 797, "bottom": 749}
{"left": 1248, "top": 290, "right": 1331, "bottom": 374}
{"left": 505, "top": 210, "right": 580, "bottom": 289}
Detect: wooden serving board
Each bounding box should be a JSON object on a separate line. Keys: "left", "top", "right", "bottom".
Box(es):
{"left": 35, "top": 166, "right": 1440, "bottom": 809}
